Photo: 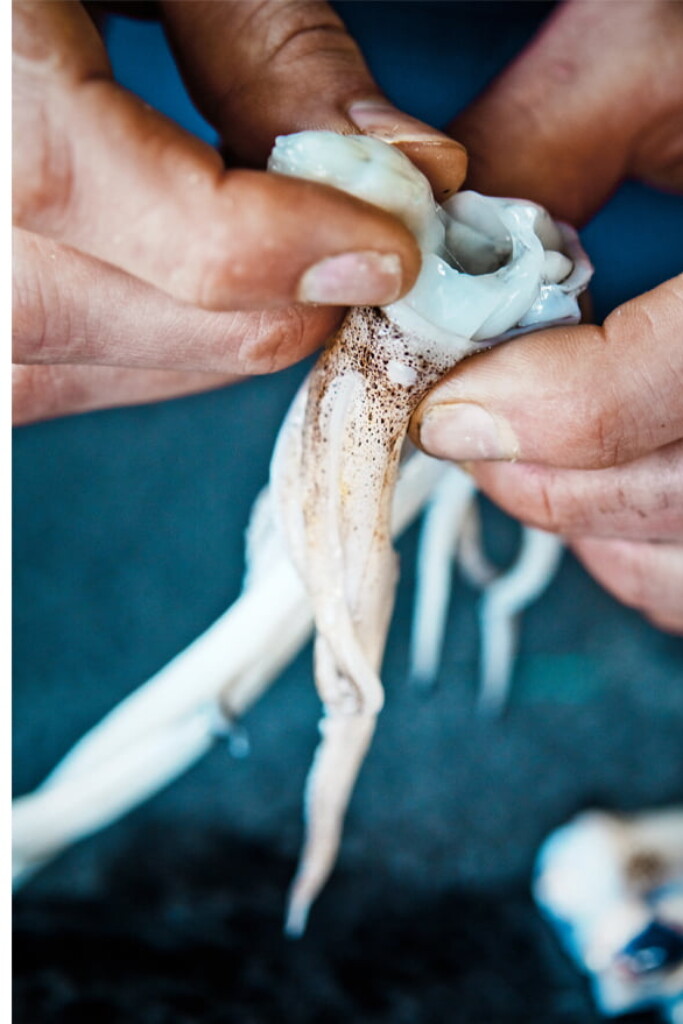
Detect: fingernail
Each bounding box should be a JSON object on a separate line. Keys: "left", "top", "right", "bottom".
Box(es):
{"left": 297, "top": 251, "right": 403, "bottom": 306}
{"left": 419, "top": 403, "right": 518, "bottom": 461}
{"left": 348, "top": 99, "right": 450, "bottom": 143}
{"left": 348, "top": 100, "right": 468, "bottom": 199}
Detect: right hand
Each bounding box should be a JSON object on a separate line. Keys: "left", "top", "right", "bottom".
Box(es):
{"left": 412, "top": 0, "right": 683, "bottom": 633}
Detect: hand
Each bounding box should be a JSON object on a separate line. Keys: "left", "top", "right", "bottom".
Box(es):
{"left": 12, "top": 0, "right": 467, "bottom": 422}
{"left": 411, "top": 0, "right": 683, "bottom": 633}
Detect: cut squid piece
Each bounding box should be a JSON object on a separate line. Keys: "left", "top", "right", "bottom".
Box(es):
{"left": 534, "top": 808, "right": 683, "bottom": 1020}
{"left": 268, "top": 131, "right": 592, "bottom": 933}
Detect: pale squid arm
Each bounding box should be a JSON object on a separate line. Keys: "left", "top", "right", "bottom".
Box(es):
{"left": 478, "top": 527, "right": 564, "bottom": 714}
{"left": 11, "top": 452, "right": 446, "bottom": 886}
{"left": 409, "top": 464, "right": 478, "bottom": 690}
{"left": 272, "top": 308, "right": 455, "bottom": 930}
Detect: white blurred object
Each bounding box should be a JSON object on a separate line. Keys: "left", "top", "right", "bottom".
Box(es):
{"left": 534, "top": 808, "right": 683, "bottom": 1020}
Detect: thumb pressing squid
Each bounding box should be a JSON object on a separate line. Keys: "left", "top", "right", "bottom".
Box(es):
{"left": 267, "top": 131, "right": 592, "bottom": 934}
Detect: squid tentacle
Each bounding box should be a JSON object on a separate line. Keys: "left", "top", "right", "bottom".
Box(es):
{"left": 273, "top": 308, "right": 455, "bottom": 929}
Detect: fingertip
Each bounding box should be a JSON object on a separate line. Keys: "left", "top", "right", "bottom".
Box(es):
{"left": 392, "top": 138, "right": 468, "bottom": 201}
{"left": 167, "top": 169, "right": 422, "bottom": 312}
{"left": 347, "top": 99, "right": 468, "bottom": 200}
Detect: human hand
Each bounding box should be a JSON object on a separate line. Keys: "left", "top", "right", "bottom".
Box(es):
{"left": 411, "top": 0, "right": 683, "bottom": 633}
{"left": 13, "top": 0, "right": 467, "bottom": 423}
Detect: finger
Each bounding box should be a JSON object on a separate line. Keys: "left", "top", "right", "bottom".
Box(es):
{"left": 14, "top": 2, "right": 421, "bottom": 310}
{"left": 466, "top": 439, "right": 683, "bottom": 542}
{"left": 12, "top": 363, "right": 237, "bottom": 425}
{"left": 571, "top": 536, "right": 683, "bottom": 635}
{"left": 449, "top": 0, "right": 683, "bottom": 223}
{"left": 412, "top": 274, "right": 683, "bottom": 471}
{"left": 160, "top": 0, "right": 468, "bottom": 200}
{"left": 13, "top": 228, "right": 342, "bottom": 373}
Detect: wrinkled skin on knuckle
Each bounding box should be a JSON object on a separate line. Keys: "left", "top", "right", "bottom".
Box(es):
{"left": 11, "top": 233, "right": 67, "bottom": 363}
{"left": 601, "top": 289, "right": 683, "bottom": 459}
{"left": 12, "top": 235, "right": 44, "bottom": 354}
{"left": 215, "top": 1, "right": 368, "bottom": 118}
{"left": 521, "top": 469, "right": 580, "bottom": 535}
{"left": 13, "top": 86, "right": 75, "bottom": 232}
{"left": 13, "top": 1, "right": 110, "bottom": 231}
{"left": 477, "top": 463, "right": 585, "bottom": 536}
{"left": 550, "top": 375, "right": 627, "bottom": 471}
{"left": 233, "top": 306, "right": 341, "bottom": 375}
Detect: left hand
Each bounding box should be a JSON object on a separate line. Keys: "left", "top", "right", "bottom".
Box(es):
{"left": 411, "top": 0, "right": 683, "bottom": 633}
{"left": 13, "top": 0, "right": 466, "bottom": 423}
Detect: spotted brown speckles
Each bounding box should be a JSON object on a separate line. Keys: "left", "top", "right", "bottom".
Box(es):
{"left": 272, "top": 304, "right": 455, "bottom": 935}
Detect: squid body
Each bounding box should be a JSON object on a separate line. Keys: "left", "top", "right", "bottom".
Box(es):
{"left": 267, "top": 131, "right": 592, "bottom": 934}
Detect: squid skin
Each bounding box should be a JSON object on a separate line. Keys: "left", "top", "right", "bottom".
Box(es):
{"left": 273, "top": 307, "right": 484, "bottom": 935}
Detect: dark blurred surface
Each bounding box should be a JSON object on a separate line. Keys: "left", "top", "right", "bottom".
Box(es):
{"left": 13, "top": 3, "right": 683, "bottom": 1022}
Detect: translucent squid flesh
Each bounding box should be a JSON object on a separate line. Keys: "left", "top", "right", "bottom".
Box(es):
{"left": 409, "top": 463, "right": 564, "bottom": 711}
{"left": 12, "top": 452, "right": 446, "bottom": 887}
{"left": 268, "top": 131, "right": 593, "bottom": 934}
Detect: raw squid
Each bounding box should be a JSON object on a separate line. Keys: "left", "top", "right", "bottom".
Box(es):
{"left": 534, "top": 808, "right": 683, "bottom": 1021}
{"left": 267, "top": 131, "right": 592, "bottom": 934}
{"left": 12, "top": 132, "right": 592, "bottom": 924}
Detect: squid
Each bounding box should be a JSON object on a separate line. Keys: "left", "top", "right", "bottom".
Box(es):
{"left": 534, "top": 808, "right": 683, "bottom": 1021}
{"left": 13, "top": 132, "right": 593, "bottom": 932}
{"left": 267, "top": 131, "right": 592, "bottom": 934}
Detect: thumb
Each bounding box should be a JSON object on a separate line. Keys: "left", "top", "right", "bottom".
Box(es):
{"left": 161, "top": 0, "right": 467, "bottom": 200}
{"left": 411, "top": 274, "right": 683, "bottom": 471}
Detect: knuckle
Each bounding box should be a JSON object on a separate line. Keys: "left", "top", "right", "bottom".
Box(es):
{"left": 593, "top": 416, "right": 625, "bottom": 470}
{"left": 573, "top": 389, "right": 627, "bottom": 470}
{"left": 515, "top": 467, "right": 576, "bottom": 534}
{"left": 13, "top": 248, "right": 48, "bottom": 358}
{"left": 216, "top": 1, "right": 366, "bottom": 131}
{"left": 235, "top": 308, "right": 309, "bottom": 375}
{"left": 13, "top": 92, "right": 75, "bottom": 231}
{"left": 164, "top": 172, "right": 264, "bottom": 309}
{"left": 12, "top": 235, "right": 69, "bottom": 362}
{"left": 252, "top": 1, "right": 352, "bottom": 66}
{"left": 532, "top": 478, "right": 566, "bottom": 533}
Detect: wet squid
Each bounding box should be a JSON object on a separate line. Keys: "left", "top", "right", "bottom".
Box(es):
{"left": 267, "top": 131, "right": 592, "bottom": 934}
{"left": 13, "top": 131, "right": 593, "bottom": 929}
